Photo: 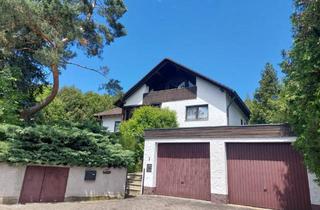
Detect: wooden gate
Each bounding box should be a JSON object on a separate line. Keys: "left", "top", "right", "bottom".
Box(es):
{"left": 19, "top": 166, "right": 69, "bottom": 204}
{"left": 156, "top": 143, "right": 211, "bottom": 201}
{"left": 227, "top": 143, "right": 311, "bottom": 210}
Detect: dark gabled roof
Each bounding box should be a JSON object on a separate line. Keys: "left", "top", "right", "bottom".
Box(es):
{"left": 115, "top": 58, "right": 250, "bottom": 118}
{"left": 94, "top": 107, "right": 122, "bottom": 117}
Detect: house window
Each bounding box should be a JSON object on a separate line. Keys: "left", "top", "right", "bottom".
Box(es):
{"left": 114, "top": 121, "right": 121, "bottom": 132}
{"left": 186, "top": 105, "right": 208, "bottom": 121}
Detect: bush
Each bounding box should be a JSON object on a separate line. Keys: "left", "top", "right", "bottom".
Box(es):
{"left": 119, "top": 106, "right": 178, "bottom": 171}
{"left": 0, "top": 123, "right": 134, "bottom": 168}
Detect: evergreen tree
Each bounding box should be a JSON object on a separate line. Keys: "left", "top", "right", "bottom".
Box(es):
{"left": 0, "top": 0, "right": 127, "bottom": 120}
{"left": 281, "top": 0, "right": 320, "bottom": 183}
{"left": 248, "top": 63, "right": 281, "bottom": 124}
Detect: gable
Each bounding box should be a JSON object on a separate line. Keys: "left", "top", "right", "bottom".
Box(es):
{"left": 115, "top": 58, "right": 250, "bottom": 118}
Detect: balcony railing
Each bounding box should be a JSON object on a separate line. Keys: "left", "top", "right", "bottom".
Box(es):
{"left": 143, "top": 86, "right": 197, "bottom": 105}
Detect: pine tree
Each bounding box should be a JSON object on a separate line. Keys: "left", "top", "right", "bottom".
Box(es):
{"left": 281, "top": 0, "right": 320, "bottom": 183}
{"left": 248, "top": 63, "right": 281, "bottom": 124}
{"left": 0, "top": 0, "right": 127, "bottom": 120}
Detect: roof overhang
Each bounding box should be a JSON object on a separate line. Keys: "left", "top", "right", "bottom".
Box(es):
{"left": 115, "top": 58, "right": 250, "bottom": 118}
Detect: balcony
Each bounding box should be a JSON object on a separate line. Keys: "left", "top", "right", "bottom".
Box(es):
{"left": 143, "top": 86, "right": 197, "bottom": 105}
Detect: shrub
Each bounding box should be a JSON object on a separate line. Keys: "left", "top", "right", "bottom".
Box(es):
{"left": 119, "top": 106, "right": 178, "bottom": 171}
{"left": 0, "top": 123, "right": 134, "bottom": 168}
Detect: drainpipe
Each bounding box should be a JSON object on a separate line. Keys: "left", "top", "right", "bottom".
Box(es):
{"left": 226, "top": 95, "right": 236, "bottom": 126}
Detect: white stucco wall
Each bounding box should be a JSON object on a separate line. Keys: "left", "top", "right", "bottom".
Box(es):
{"left": 65, "top": 167, "right": 127, "bottom": 199}
{"left": 161, "top": 77, "right": 228, "bottom": 127}
{"left": 308, "top": 173, "right": 320, "bottom": 205}
{"left": 0, "top": 163, "right": 26, "bottom": 203}
{"left": 102, "top": 116, "right": 122, "bottom": 132}
{"left": 124, "top": 84, "right": 149, "bottom": 106}
{"left": 143, "top": 140, "right": 158, "bottom": 188}
{"left": 227, "top": 96, "right": 248, "bottom": 126}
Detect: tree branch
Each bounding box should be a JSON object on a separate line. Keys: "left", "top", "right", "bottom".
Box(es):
{"left": 21, "top": 63, "right": 59, "bottom": 120}
{"left": 64, "top": 60, "right": 107, "bottom": 78}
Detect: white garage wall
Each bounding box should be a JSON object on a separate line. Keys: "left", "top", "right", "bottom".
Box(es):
{"left": 102, "top": 116, "right": 122, "bottom": 132}
{"left": 308, "top": 173, "right": 320, "bottom": 205}
{"left": 0, "top": 163, "right": 26, "bottom": 204}
{"left": 143, "top": 141, "right": 158, "bottom": 187}
{"left": 65, "top": 167, "right": 127, "bottom": 199}
{"left": 162, "top": 77, "right": 228, "bottom": 127}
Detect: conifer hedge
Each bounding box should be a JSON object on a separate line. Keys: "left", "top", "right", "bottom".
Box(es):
{"left": 0, "top": 124, "right": 134, "bottom": 167}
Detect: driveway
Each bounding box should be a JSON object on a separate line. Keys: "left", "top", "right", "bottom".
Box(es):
{"left": 0, "top": 195, "right": 264, "bottom": 210}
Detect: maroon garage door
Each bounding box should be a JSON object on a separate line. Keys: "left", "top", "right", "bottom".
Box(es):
{"left": 19, "top": 166, "right": 69, "bottom": 204}
{"left": 156, "top": 143, "right": 211, "bottom": 201}
{"left": 227, "top": 143, "right": 311, "bottom": 210}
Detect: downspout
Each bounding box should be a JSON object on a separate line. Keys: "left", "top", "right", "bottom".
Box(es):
{"left": 226, "top": 95, "right": 236, "bottom": 126}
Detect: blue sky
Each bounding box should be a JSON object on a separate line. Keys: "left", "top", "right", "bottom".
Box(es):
{"left": 60, "top": 0, "right": 293, "bottom": 99}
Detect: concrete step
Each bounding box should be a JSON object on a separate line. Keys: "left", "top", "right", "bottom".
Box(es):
{"left": 127, "top": 189, "right": 141, "bottom": 196}
{"left": 127, "top": 173, "right": 142, "bottom": 178}
{"left": 127, "top": 179, "right": 142, "bottom": 185}
{"left": 126, "top": 185, "right": 141, "bottom": 191}
{"left": 127, "top": 176, "right": 142, "bottom": 181}
{"left": 128, "top": 183, "right": 141, "bottom": 187}
{"left": 128, "top": 172, "right": 142, "bottom": 176}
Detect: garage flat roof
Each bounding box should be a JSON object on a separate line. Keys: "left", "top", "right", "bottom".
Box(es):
{"left": 144, "top": 124, "right": 294, "bottom": 139}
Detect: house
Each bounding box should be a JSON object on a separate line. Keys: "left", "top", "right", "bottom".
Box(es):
{"left": 96, "top": 58, "right": 250, "bottom": 132}
{"left": 94, "top": 107, "right": 122, "bottom": 132}
{"left": 95, "top": 58, "right": 320, "bottom": 210}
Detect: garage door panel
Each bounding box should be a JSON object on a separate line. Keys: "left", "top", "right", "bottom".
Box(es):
{"left": 19, "top": 166, "right": 45, "bottom": 204}
{"left": 227, "top": 143, "right": 311, "bottom": 210}
{"left": 156, "top": 143, "right": 210, "bottom": 201}
{"left": 39, "top": 167, "right": 69, "bottom": 202}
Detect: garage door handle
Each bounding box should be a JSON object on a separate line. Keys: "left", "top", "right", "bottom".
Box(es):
{"left": 181, "top": 181, "right": 184, "bottom": 184}
{"left": 264, "top": 187, "right": 267, "bottom": 192}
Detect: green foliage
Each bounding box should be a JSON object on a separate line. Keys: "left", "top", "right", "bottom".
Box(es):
{"left": 0, "top": 123, "right": 134, "bottom": 167}
{"left": 246, "top": 63, "right": 285, "bottom": 124}
{"left": 120, "top": 106, "right": 178, "bottom": 147}
{"left": 0, "top": 67, "right": 22, "bottom": 124}
{"left": 0, "top": 0, "right": 126, "bottom": 118}
{"left": 1, "top": 0, "right": 126, "bottom": 60}
{"left": 0, "top": 48, "right": 48, "bottom": 124}
{"left": 36, "top": 86, "right": 116, "bottom": 132}
{"left": 281, "top": 0, "right": 320, "bottom": 183}
{"left": 119, "top": 106, "right": 178, "bottom": 171}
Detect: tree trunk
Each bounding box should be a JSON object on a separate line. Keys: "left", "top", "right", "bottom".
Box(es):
{"left": 20, "top": 63, "right": 59, "bottom": 121}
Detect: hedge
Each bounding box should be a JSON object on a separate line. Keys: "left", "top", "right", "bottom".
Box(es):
{"left": 0, "top": 124, "right": 134, "bottom": 167}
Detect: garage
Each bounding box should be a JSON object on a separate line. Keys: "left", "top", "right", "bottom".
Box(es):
{"left": 143, "top": 125, "right": 320, "bottom": 209}
{"left": 227, "top": 143, "right": 311, "bottom": 210}
{"left": 155, "top": 143, "right": 211, "bottom": 201}
{"left": 19, "top": 166, "right": 69, "bottom": 204}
